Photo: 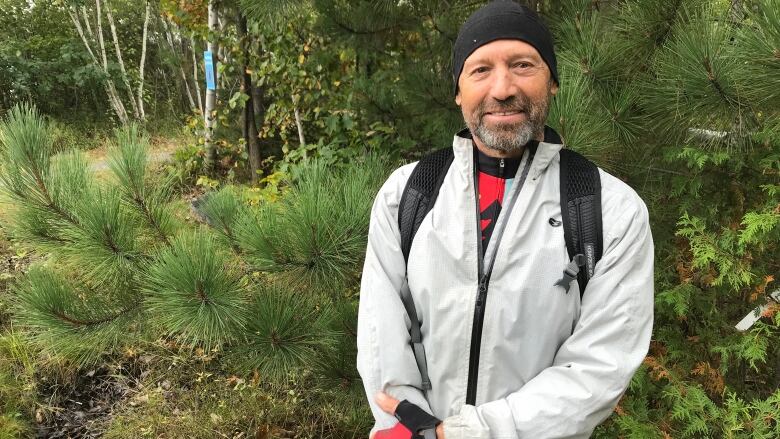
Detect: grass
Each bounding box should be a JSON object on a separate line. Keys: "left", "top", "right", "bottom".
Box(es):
{"left": 101, "top": 341, "right": 372, "bottom": 439}
{"left": 0, "top": 329, "right": 37, "bottom": 438}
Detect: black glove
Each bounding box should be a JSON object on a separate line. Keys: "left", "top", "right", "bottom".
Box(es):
{"left": 394, "top": 400, "right": 441, "bottom": 439}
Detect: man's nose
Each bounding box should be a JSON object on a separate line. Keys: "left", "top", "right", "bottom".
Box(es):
{"left": 488, "top": 67, "right": 518, "bottom": 101}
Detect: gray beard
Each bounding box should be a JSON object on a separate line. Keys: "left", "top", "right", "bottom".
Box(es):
{"left": 473, "top": 119, "right": 536, "bottom": 154}
{"left": 464, "top": 91, "right": 550, "bottom": 154}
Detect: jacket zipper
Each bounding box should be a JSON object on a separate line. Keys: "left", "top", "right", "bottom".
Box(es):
{"left": 465, "top": 152, "right": 532, "bottom": 405}
{"left": 466, "top": 156, "right": 507, "bottom": 405}
{"left": 466, "top": 273, "right": 489, "bottom": 405}
{"left": 467, "top": 153, "right": 488, "bottom": 405}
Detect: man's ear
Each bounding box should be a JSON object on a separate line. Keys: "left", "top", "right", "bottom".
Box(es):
{"left": 550, "top": 81, "right": 559, "bottom": 96}
{"left": 455, "top": 91, "right": 461, "bottom": 106}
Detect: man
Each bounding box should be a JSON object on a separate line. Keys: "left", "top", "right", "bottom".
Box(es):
{"left": 357, "top": 2, "right": 654, "bottom": 438}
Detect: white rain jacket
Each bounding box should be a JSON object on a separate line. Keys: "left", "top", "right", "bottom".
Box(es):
{"left": 357, "top": 131, "right": 654, "bottom": 438}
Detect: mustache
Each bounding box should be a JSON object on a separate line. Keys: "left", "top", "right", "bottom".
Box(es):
{"left": 476, "top": 96, "right": 530, "bottom": 116}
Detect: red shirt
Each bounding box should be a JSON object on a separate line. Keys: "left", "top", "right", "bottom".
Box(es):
{"left": 475, "top": 147, "right": 522, "bottom": 249}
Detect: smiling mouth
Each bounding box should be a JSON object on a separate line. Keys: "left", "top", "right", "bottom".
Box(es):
{"left": 481, "top": 110, "right": 526, "bottom": 123}
{"left": 486, "top": 111, "right": 523, "bottom": 116}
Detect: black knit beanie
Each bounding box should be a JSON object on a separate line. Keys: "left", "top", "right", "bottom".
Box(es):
{"left": 452, "top": 1, "right": 558, "bottom": 95}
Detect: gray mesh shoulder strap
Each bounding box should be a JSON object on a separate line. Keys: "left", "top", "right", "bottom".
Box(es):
{"left": 396, "top": 148, "right": 454, "bottom": 391}
{"left": 558, "top": 148, "right": 603, "bottom": 298}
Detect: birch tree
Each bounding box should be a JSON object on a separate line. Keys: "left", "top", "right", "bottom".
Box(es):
{"left": 105, "top": 1, "right": 140, "bottom": 119}
{"left": 191, "top": 35, "right": 204, "bottom": 112}
{"left": 67, "top": 1, "right": 129, "bottom": 124}
{"left": 203, "top": 0, "right": 218, "bottom": 171}
{"left": 66, "top": 0, "right": 151, "bottom": 124}
{"left": 94, "top": 0, "right": 130, "bottom": 124}
{"left": 160, "top": 17, "right": 199, "bottom": 112}
{"left": 137, "top": 0, "right": 151, "bottom": 120}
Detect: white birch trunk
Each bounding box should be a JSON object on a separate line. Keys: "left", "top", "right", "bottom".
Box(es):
{"left": 105, "top": 0, "right": 140, "bottom": 119}
{"left": 95, "top": 0, "right": 129, "bottom": 124}
{"left": 69, "top": 5, "right": 127, "bottom": 125}
{"left": 137, "top": 0, "right": 151, "bottom": 121}
{"left": 67, "top": 8, "right": 98, "bottom": 63}
{"left": 81, "top": 6, "right": 94, "bottom": 38}
{"left": 204, "top": 0, "right": 218, "bottom": 170}
{"left": 162, "top": 18, "right": 197, "bottom": 111}
{"left": 294, "top": 103, "right": 306, "bottom": 147}
{"left": 191, "top": 35, "right": 204, "bottom": 112}
{"left": 181, "top": 67, "right": 197, "bottom": 111}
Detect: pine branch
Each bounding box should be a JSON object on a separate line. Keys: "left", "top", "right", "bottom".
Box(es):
{"left": 232, "top": 158, "right": 386, "bottom": 294}
{"left": 192, "top": 186, "right": 246, "bottom": 252}
{"left": 52, "top": 303, "right": 139, "bottom": 328}
{"left": 108, "top": 125, "right": 175, "bottom": 245}
{"left": 143, "top": 231, "right": 247, "bottom": 350}
{"left": 227, "top": 284, "right": 337, "bottom": 381}
{"left": 13, "top": 266, "right": 142, "bottom": 366}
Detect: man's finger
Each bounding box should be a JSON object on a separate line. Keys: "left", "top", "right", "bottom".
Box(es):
{"left": 374, "top": 391, "right": 400, "bottom": 414}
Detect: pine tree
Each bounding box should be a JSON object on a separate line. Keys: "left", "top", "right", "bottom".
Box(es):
{"left": 0, "top": 104, "right": 388, "bottom": 424}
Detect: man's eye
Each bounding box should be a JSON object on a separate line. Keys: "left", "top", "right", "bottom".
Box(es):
{"left": 472, "top": 67, "right": 489, "bottom": 75}
{"left": 513, "top": 62, "right": 531, "bottom": 69}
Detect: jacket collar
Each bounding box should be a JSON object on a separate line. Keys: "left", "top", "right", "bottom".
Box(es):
{"left": 452, "top": 126, "right": 564, "bottom": 180}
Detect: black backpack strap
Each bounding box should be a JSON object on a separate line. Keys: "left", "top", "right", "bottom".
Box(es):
{"left": 399, "top": 147, "right": 455, "bottom": 263}
{"left": 558, "top": 148, "right": 603, "bottom": 298}
{"left": 396, "top": 147, "right": 454, "bottom": 391}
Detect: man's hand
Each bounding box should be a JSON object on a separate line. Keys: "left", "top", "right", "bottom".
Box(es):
{"left": 375, "top": 391, "right": 401, "bottom": 416}
{"left": 369, "top": 392, "right": 445, "bottom": 439}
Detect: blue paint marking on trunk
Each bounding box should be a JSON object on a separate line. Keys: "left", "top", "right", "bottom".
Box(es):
{"left": 204, "top": 51, "right": 215, "bottom": 91}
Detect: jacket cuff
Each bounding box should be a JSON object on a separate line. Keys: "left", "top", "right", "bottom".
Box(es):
{"left": 386, "top": 384, "right": 433, "bottom": 414}
{"left": 441, "top": 405, "right": 491, "bottom": 439}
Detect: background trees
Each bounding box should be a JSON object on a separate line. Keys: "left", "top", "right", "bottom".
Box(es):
{"left": 0, "top": 0, "right": 778, "bottom": 437}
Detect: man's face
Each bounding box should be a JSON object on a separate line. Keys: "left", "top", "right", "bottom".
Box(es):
{"left": 456, "top": 39, "right": 558, "bottom": 155}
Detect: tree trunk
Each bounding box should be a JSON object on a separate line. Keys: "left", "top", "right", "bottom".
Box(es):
{"left": 250, "top": 35, "right": 271, "bottom": 158}
{"left": 203, "top": 0, "right": 218, "bottom": 172}
{"left": 137, "top": 0, "right": 151, "bottom": 121}
{"left": 181, "top": 65, "right": 197, "bottom": 111}
{"left": 161, "top": 18, "right": 197, "bottom": 111}
{"left": 294, "top": 101, "right": 306, "bottom": 148}
{"left": 69, "top": 4, "right": 128, "bottom": 125}
{"left": 238, "top": 12, "right": 261, "bottom": 183}
{"left": 95, "top": 0, "right": 129, "bottom": 124}
{"left": 81, "top": 6, "right": 94, "bottom": 38}
{"left": 191, "top": 36, "right": 204, "bottom": 113}
{"left": 105, "top": 1, "right": 140, "bottom": 120}
{"left": 69, "top": 8, "right": 97, "bottom": 62}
